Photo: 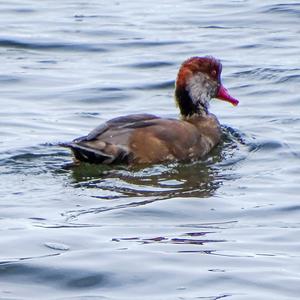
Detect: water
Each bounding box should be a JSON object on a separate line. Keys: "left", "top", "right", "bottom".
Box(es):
{"left": 1, "top": 0, "right": 300, "bottom": 299}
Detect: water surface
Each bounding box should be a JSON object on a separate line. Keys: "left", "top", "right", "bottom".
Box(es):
{"left": 1, "top": 1, "right": 300, "bottom": 299}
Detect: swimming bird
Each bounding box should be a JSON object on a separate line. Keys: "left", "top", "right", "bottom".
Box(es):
{"left": 62, "top": 56, "right": 239, "bottom": 165}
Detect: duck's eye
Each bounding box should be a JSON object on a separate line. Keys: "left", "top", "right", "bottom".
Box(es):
{"left": 211, "top": 69, "right": 217, "bottom": 77}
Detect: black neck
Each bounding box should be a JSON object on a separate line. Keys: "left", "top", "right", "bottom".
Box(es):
{"left": 175, "top": 87, "right": 207, "bottom": 118}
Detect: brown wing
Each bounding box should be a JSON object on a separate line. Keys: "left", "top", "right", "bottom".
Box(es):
{"left": 75, "top": 113, "right": 159, "bottom": 142}
{"left": 63, "top": 114, "right": 160, "bottom": 164}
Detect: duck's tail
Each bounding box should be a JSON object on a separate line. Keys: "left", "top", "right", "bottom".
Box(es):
{"left": 60, "top": 142, "right": 116, "bottom": 164}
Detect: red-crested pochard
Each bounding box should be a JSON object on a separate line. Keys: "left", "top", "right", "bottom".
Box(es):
{"left": 62, "top": 56, "right": 238, "bottom": 165}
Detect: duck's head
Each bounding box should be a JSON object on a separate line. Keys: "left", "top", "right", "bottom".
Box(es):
{"left": 175, "top": 56, "right": 238, "bottom": 117}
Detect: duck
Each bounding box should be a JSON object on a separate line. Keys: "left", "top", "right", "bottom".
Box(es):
{"left": 61, "top": 56, "right": 239, "bottom": 165}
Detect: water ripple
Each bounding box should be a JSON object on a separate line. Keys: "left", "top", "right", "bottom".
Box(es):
{"left": 1, "top": 1, "right": 300, "bottom": 299}
{"left": 0, "top": 38, "right": 108, "bottom": 52}
{"left": 232, "top": 67, "right": 300, "bottom": 82}
{"left": 263, "top": 3, "right": 300, "bottom": 15}
{"left": 126, "top": 61, "right": 174, "bottom": 69}
{"left": 0, "top": 263, "right": 115, "bottom": 289}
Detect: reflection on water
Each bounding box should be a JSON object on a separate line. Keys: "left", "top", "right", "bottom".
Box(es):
{"left": 59, "top": 127, "right": 250, "bottom": 224}
{"left": 113, "top": 230, "right": 227, "bottom": 248}
{"left": 69, "top": 161, "right": 221, "bottom": 199}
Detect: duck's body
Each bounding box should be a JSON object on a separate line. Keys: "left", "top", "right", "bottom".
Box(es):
{"left": 62, "top": 56, "right": 238, "bottom": 165}
{"left": 64, "top": 112, "right": 221, "bottom": 164}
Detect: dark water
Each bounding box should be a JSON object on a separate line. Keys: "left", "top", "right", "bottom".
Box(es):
{"left": 1, "top": 1, "right": 300, "bottom": 299}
